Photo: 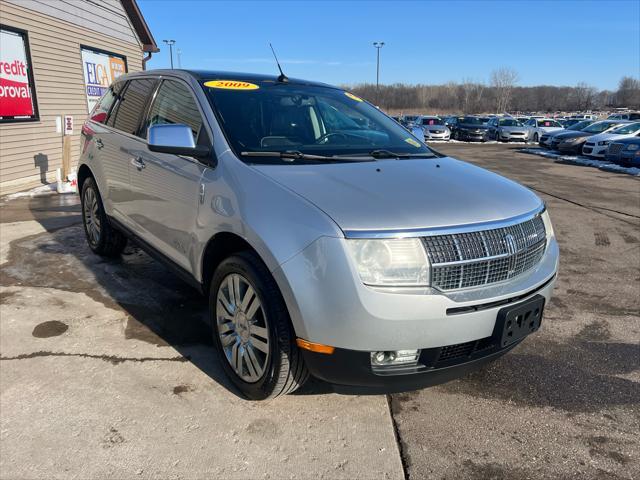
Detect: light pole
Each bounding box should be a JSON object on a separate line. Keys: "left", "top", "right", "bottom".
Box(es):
{"left": 177, "top": 49, "right": 182, "bottom": 69}
{"left": 163, "top": 39, "right": 176, "bottom": 68}
{"left": 373, "top": 41, "right": 385, "bottom": 103}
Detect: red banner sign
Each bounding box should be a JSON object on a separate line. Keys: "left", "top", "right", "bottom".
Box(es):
{"left": 0, "top": 26, "right": 38, "bottom": 122}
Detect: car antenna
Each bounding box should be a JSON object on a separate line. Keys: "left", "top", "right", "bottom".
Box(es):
{"left": 269, "top": 43, "right": 289, "bottom": 83}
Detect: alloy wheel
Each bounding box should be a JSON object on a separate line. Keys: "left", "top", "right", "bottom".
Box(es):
{"left": 216, "top": 273, "right": 270, "bottom": 383}
{"left": 83, "top": 186, "right": 101, "bottom": 246}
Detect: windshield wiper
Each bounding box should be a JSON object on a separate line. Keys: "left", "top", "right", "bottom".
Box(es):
{"left": 368, "top": 149, "right": 436, "bottom": 159}
{"left": 240, "top": 151, "right": 371, "bottom": 162}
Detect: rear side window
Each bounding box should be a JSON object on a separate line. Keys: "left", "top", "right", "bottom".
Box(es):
{"left": 89, "top": 82, "right": 123, "bottom": 124}
{"left": 108, "top": 78, "right": 157, "bottom": 136}
{"left": 143, "top": 80, "right": 203, "bottom": 141}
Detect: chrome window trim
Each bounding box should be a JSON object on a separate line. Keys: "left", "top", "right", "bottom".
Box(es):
{"left": 343, "top": 204, "right": 545, "bottom": 239}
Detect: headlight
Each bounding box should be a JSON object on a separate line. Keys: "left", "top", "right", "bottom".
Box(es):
{"left": 346, "top": 238, "right": 430, "bottom": 287}
{"left": 597, "top": 141, "right": 609, "bottom": 146}
{"left": 626, "top": 144, "right": 640, "bottom": 151}
{"left": 566, "top": 137, "right": 584, "bottom": 143}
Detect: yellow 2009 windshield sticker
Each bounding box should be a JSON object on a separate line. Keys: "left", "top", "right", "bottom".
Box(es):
{"left": 204, "top": 80, "right": 259, "bottom": 90}
{"left": 344, "top": 92, "right": 363, "bottom": 102}
{"left": 404, "top": 137, "right": 422, "bottom": 148}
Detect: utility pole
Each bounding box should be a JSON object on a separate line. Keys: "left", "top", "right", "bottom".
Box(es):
{"left": 163, "top": 39, "right": 176, "bottom": 68}
{"left": 373, "top": 42, "right": 385, "bottom": 105}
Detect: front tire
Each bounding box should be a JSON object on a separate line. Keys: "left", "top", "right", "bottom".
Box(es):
{"left": 81, "top": 177, "right": 127, "bottom": 257}
{"left": 533, "top": 132, "right": 539, "bottom": 142}
{"left": 210, "top": 252, "right": 309, "bottom": 400}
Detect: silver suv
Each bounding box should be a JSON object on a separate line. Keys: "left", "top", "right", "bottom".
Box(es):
{"left": 77, "top": 70, "right": 559, "bottom": 400}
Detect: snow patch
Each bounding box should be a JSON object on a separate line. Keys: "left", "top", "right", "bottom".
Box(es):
{"left": 2, "top": 183, "right": 59, "bottom": 201}
{"left": 519, "top": 148, "right": 640, "bottom": 176}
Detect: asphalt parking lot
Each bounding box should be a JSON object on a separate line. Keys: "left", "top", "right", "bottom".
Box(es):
{"left": 1, "top": 143, "right": 639, "bottom": 480}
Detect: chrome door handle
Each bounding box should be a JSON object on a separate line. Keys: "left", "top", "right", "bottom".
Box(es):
{"left": 130, "top": 156, "right": 146, "bottom": 171}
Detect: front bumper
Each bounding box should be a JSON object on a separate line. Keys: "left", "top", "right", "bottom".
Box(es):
{"left": 273, "top": 236, "right": 559, "bottom": 352}
{"left": 557, "top": 142, "right": 584, "bottom": 154}
{"left": 583, "top": 144, "right": 607, "bottom": 158}
{"left": 424, "top": 132, "right": 450, "bottom": 141}
{"left": 616, "top": 151, "right": 640, "bottom": 167}
{"left": 498, "top": 132, "right": 528, "bottom": 141}
{"left": 302, "top": 336, "right": 522, "bottom": 392}
{"left": 458, "top": 130, "right": 487, "bottom": 141}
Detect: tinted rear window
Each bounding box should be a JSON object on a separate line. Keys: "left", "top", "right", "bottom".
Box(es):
{"left": 108, "top": 78, "right": 157, "bottom": 136}
{"left": 461, "top": 117, "right": 484, "bottom": 125}
{"left": 421, "top": 118, "right": 444, "bottom": 126}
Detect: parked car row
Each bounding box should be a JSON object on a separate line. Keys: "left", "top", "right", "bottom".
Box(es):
{"left": 397, "top": 112, "right": 640, "bottom": 154}
{"left": 538, "top": 119, "right": 640, "bottom": 164}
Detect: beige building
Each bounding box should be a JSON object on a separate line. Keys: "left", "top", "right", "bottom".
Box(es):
{"left": 0, "top": 0, "right": 157, "bottom": 194}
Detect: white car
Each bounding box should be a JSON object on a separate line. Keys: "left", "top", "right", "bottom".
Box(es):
{"left": 411, "top": 116, "right": 451, "bottom": 141}
{"left": 582, "top": 121, "right": 640, "bottom": 158}
{"left": 524, "top": 118, "right": 564, "bottom": 142}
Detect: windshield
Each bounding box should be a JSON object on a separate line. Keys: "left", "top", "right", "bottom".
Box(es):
{"left": 498, "top": 119, "right": 522, "bottom": 126}
{"left": 461, "top": 117, "right": 485, "bottom": 125}
{"left": 570, "top": 120, "right": 594, "bottom": 131}
{"left": 583, "top": 121, "right": 620, "bottom": 133}
{"left": 420, "top": 117, "right": 444, "bottom": 126}
{"left": 203, "top": 81, "right": 432, "bottom": 162}
{"left": 540, "top": 120, "right": 562, "bottom": 127}
{"left": 610, "top": 122, "right": 640, "bottom": 134}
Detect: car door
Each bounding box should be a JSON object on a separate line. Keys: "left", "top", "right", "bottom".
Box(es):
{"left": 128, "top": 78, "right": 212, "bottom": 272}
{"left": 101, "top": 78, "right": 159, "bottom": 224}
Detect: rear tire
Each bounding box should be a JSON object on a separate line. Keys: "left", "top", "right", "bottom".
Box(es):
{"left": 81, "top": 177, "right": 127, "bottom": 257}
{"left": 210, "top": 251, "right": 309, "bottom": 400}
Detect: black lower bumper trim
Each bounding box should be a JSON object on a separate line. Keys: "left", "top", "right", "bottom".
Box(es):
{"left": 302, "top": 342, "right": 519, "bottom": 394}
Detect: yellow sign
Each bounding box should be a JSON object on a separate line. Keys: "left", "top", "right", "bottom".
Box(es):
{"left": 404, "top": 137, "right": 422, "bottom": 148}
{"left": 204, "top": 80, "right": 259, "bottom": 90}
{"left": 344, "top": 92, "right": 363, "bottom": 102}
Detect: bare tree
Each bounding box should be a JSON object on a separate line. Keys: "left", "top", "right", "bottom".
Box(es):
{"left": 490, "top": 67, "right": 519, "bottom": 113}
{"left": 571, "top": 82, "right": 598, "bottom": 111}
{"left": 460, "top": 78, "right": 485, "bottom": 113}
{"left": 616, "top": 76, "right": 640, "bottom": 108}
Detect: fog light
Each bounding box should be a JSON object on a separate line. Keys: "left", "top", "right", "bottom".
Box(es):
{"left": 371, "top": 350, "right": 419, "bottom": 366}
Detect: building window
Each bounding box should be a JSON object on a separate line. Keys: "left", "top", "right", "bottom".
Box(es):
{"left": 0, "top": 25, "right": 39, "bottom": 123}
{"left": 80, "top": 45, "right": 127, "bottom": 113}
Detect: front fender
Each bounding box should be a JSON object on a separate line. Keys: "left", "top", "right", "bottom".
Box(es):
{"left": 192, "top": 150, "right": 343, "bottom": 281}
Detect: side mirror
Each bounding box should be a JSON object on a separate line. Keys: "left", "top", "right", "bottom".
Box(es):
{"left": 148, "top": 124, "right": 210, "bottom": 158}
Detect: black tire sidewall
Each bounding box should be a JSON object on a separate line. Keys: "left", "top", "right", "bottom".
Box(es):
{"left": 209, "top": 253, "right": 293, "bottom": 400}
{"left": 81, "top": 178, "right": 107, "bottom": 253}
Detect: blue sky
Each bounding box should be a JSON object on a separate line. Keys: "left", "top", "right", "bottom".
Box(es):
{"left": 138, "top": 0, "right": 639, "bottom": 90}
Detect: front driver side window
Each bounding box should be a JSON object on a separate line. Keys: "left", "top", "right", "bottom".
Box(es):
{"left": 143, "top": 79, "right": 205, "bottom": 144}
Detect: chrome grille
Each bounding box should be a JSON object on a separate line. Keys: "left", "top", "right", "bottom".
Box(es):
{"left": 423, "top": 215, "right": 546, "bottom": 291}
{"left": 608, "top": 143, "right": 624, "bottom": 155}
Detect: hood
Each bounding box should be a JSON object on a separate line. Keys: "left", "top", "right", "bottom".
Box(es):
{"left": 588, "top": 131, "right": 635, "bottom": 143}
{"left": 539, "top": 126, "right": 564, "bottom": 132}
{"left": 546, "top": 128, "right": 574, "bottom": 138}
{"left": 423, "top": 124, "right": 448, "bottom": 132}
{"left": 458, "top": 123, "right": 489, "bottom": 130}
{"left": 499, "top": 126, "right": 527, "bottom": 133}
{"left": 252, "top": 157, "right": 542, "bottom": 232}
{"left": 586, "top": 132, "right": 613, "bottom": 143}
{"left": 555, "top": 130, "right": 591, "bottom": 140}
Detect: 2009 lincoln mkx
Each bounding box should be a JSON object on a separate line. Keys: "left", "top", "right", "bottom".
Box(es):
{"left": 77, "top": 69, "right": 559, "bottom": 400}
